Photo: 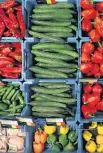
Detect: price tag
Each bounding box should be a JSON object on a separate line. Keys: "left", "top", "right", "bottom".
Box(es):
{"left": 79, "top": 79, "right": 98, "bottom": 84}
{"left": 0, "top": 120, "right": 19, "bottom": 128}
{"left": 16, "top": 117, "right": 35, "bottom": 126}
{"left": 46, "top": 118, "right": 65, "bottom": 126}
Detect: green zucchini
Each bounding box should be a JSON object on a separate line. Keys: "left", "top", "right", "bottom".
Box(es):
{"left": 32, "top": 112, "right": 66, "bottom": 118}
{"left": 29, "top": 101, "right": 67, "bottom": 108}
{"left": 31, "top": 86, "right": 70, "bottom": 94}
{"left": 31, "top": 26, "right": 72, "bottom": 33}
{"left": 0, "top": 103, "right": 8, "bottom": 110}
{"left": 30, "top": 66, "right": 68, "bottom": 78}
{"left": 31, "top": 20, "right": 71, "bottom": 27}
{"left": 35, "top": 57, "right": 72, "bottom": 67}
{"left": 31, "top": 50, "right": 74, "bottom": 61}
{"left": 36, "top": 63, "right": 77, "bottom": 68}
{"left": 32, "top": 43, "right": 73, "bottom": 50}
{"left": 51, "top": 68, "right": 77, "bottom": 73}
{"left": 38, "top": 83, "right": 70, "bottom": 88}
{"left": 35, "top": 3, "right": 75, "bottom": 9}
{"left": 29, "top": 30, "right": 64, "bottom": 43}
{"left": 2, "top": 86, "right": 13, "bottom": 100}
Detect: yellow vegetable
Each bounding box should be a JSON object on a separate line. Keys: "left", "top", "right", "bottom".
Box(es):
{"left": 89, "top": 122, "right": 97, "bottom": 129}
{"left": 97, "top": 144, "right": 103, "bottom": 152}
{"left": 44, "top": 125, "right": 56, "bottom": 135}
{"left": 85, "top": 140, "right": 96, "bottom": 153}
{"left": 96, "top": 135, "right": 103, "bottom": 144}
{"left": 97, "top": 124, "right": 103, "bottom": 135}
{"left": 83, "top": 130, "right": 92, "bottom": 142}
{"left": 60, "top": 125, "right": 69, "bottom": 135}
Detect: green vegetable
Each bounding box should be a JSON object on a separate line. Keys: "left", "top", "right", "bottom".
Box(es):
{"left": 18, "top": 95, "right": 24, "bottom": 105}
{"left": 52, "top": 143, "right": 62, "bottom": 153}
{"left": 7, "top": 89, "right": 16, "bottom": 100}
{"left": 2, "top": 86, "right": 13, "bottom": 100}
{"left": 64, "top": 142, "right": 75, "bottom": 151}
{"left": 11, "top": 90, "right": 20, "bottom": 101}
{"left": 0, "top": 103, "right": 8, "bottom": 110}
{"left": 47, "top": 134, "right": 57, "bottom": 144}
{"left": 32, "top": 112, "right": 66, "bottom": 118}
{"left": 35, "top": 74, "right": 65, "bottom": 79}
{"left": 38, "top": 83, "right": 70, "bottom": 88}
{"left": 59, "top": 135, "right": 69, "bottom": 147}
{"left": 68, "top": 130, "right": 77, "bottom": 143}
{"left": 36, "top": 63, "right": 77, "bottom": 68}
{"left": 47, "top": 32, "right": 74, "bottom": 38}
{"left": 51, "top": 68, "right": 77, "bottom": 73}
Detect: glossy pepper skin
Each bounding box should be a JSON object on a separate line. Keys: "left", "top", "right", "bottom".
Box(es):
{"left": 0, "top": 0, "right": 16, "bottom": 9}
{"left": 44, "top": 125, "right": 56, "bottom": 135}
{"left": 96, "top": 135, "right": 103, "bottom": 144}
{"left": 85, "top": 140, "right": 96, "bottom": 153}
{"left": 96, "top": 2, "right": 103, "bottom": 12}
{"left": 92, "top": 51, "right": 103, "bottom": 64}
{"left": 82, "top": 93, "right": 88, "bottom": 104}
{"left": 59, "top": 135, "right": 68, "bottom": 147}
{"left": 87, "top": 93, "right": 100, "bottom": 106}
{"left": 96, "top": 100, "right": 103, "bottom": 111}
{"left": 81, "top": 105, "right": 94, "bottom": 118}
{"left": 33, "top": 142, "right": 44, "bottom": 153}
{"left": 91, "top": 64, "right": 99, "bottom": 75}
{"left": 82, "top": 42, "right": 94, "bottom": 54}
{"left": 97, "top": 42, "right": 103, "bottom": 53}
{"left": 68, "top": 131, "right": 77, "bottom": 143}
{"left": 92, "top": 83, "right": 103, "bottom": 94}
{"left": 47, "top": 134, "right": 57, "bottom": 145}
{"left": 80, "top": 0, "right": 93, "bottom": 9}
{"left": 81, "top": 9, "right": 97, "bottom": 20}
{"left": 8, "top": 52, "right": 22, "bottom": 63}
{"left": 82, "top": 19, "right": 92, "bottom": 32}
{"left": 83, "top": 130, "right": 92, "bottom": 141}
{"left": 80, "top": 62, "right": 93, "bottom": 74}
{"left": 97, "top": 144, "right": 103, "bottom": 153}
{"left": 97, "top": 124, "right": 103, "bottom": 135}
{"left": 89, "top": 122, "right": 97, "bottom": 129}
{"left": 94, "top": 17, "right": 103, "bottom": 37}
{"left": 81, "top": 53, "right": 90, "bottom": 62}
{"left": 88, "top": 29, "right": 101, "bottom": 42}
{"left": 83, "top": 84, "right": 92, "bottom": 93}
{"left": 60, "top": 125, "right": 69, "bottom": 135}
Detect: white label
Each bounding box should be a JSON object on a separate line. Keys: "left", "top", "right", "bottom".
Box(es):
{"left": 46, "top": 118, "right": 63, "bottom": 123}
{"left": 0, "top": 120, "right": 18, "bottom": 125}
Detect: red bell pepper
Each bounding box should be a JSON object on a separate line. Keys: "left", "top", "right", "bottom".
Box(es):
{"left": 97, "top": 42, "right": 103, "bottom": 53}
{"left": 91, "top": 51, "right": 103, "bottom": 64}
{"left": 3, "top": 30, "right": 11, "bottom": 37}
{"left": 14, "top": 6, "right": 22, "bottom": 12}
{"left": 100, "top": 63, "right": 103, "bottom": 74}
{"left": 83, "top": 84, "right": 92, "bottom": 93}
{"left": 81, "top": 9, "right": 97, "bottom": 20}
{"left": 91, "top": 64, "right": 99, "bottom": 74}
{"left": 17, "top": 11, "right": 25, "bottom": 37}
{"left": 96, "top": 2, "right": 103, "bottom": 13}
{"left": 94, "top": 71, "right": 102, "bottom": 77}
{"left": 86, "top": 72, "right": 93, "bottom": 76}
{"left": 88, "top": 105, "right": 97, "bottom": 114}
{"left": 92, "top": 83, "right": 103, "bottom": 94}
{"left": 1, "top": 67, "right": 22, "bottom": 74}
{"left": 8, "top": 51, "right": 22, "bottom": 63}
{"left": 80, "top": 0, "right": 93, "bottom": 9}
{"left": 8, "top": 12, "right": 19, "bottom": 28}
{"left": 0, "top": 0, "right": 16, "bottom": 9}
{"left": 87, "top": 93, "right": 100, "bottom": 106}
{"left": 96, "top": 100, "right": 103, "bottom": 111}
{"left": 88, "top": 29, "right": 101, "bottom": 42}
{"left": 94, "top": 17, "right": 103, "bottom": 37}
{"left": 82, "top": 93, "right": 88, "bottom": 104}
{"left": 80, "top": 62, "right": 93, "bottom": 74}
{"left": 81, "top": 53, "right": 90, "bottom": 62}
{"left": 81, "top": 105, "right": 94, "bottom": 119}
{"left": 82, "top": 42, "right": 94, "bottom": 54}
{"left": 6, "top": 8, "right": 14, "bottom": 14}
{"left": 0, "top": 72, "right": 19, "bottom": 79}
{"left": 82, "top": 19, "right": 92, "bottom": 32}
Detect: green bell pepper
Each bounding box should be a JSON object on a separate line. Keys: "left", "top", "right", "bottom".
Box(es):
{"left": 68, "top": 130, "right": 77, "bottom": 143}
{"left": 59, "top": 135, "right": 68, "bottom": 147}
{"left": 52, "top": 143, "right": 62, "bottom": 153}
{"left": 64, "top": 142, "right": 75, "bottom": 151}
{"left": 47, "top": 134, "right": 57, "bottom": 145}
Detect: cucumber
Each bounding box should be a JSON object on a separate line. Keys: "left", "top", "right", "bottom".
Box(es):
{"left": 31, "top": 50, "right": 74, "bottom": 61}
{"left": 37, "top": 94, "right": 76, "bottom": 104}
{"left": 31, "top": 26, "right": 72, "bottom": 33}
{"left": 51, "top": 68, "right": 77, "bottom": 73}
{"left": 31, "top": 20, "right": 71, "bottom": 27}
{"left": 31, "top": 86, "right": 70, "bottom": 94}
{"left": 7, "top": 89, "right": 16, "bottom": 100}
{"left": 29, "top": 101, "right": 67, "bottom": 108}
{"left": 0, "top": 87, "right": 8, "bottom": 93}
{"left": 32, "top": 13, "right": 73, "bottom": 19}
{"left": 38, "top": 83, "right": 70, "bottom": 88}
{"left": 11, "top": 90, "right": 20, "bottom": 101}
{"left": 0, "top": 103, "right": 8, "bottom": 110}
{"left": 53, "top": 93, "right": 72, "bottom": 98}
{"left": 69, "top": 25, "right": 78, "bottom": 31}
{"left": 2, "top": 86, "right": 13, "bottom": 100}
{"left": 35, "top": 3, "right": 75, "bottom": 9}
{"left": 35, "top": 74, "right": 64, "bottom": 79}
{"left": 35, "top": 57, "right": 71, "bottom": 67}
{"left": 47, "top": 32, "right": 73, "bottom": 38}
{"left": 32, "top": 43, "right": 74, "bottom": 50}
{"left": 32, "top": 112, "right": 66, "bottom": 118}
{"left": 30, "top": 66, "right": 68, "bottom": 78}
{"left": 29, "top": 30, "right": 64, "bottom": 43}
{"left": 36, "top": 63, "right": 77, "bottom": 68}
{"left": 32, "top": 106, "right": 67, "bottom": 113}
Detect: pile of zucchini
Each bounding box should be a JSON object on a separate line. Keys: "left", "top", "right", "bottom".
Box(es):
{"left": 29, "top": 82, "right": 77, "bottom": 118}
{"left": 29, "top": 2, "right": 77, "bottom": 43}
{"left": 30, "top": 43, "right": 78, "bottom": 79}
{"left": 0, "top": 83, "right": 25, "bottom": 116}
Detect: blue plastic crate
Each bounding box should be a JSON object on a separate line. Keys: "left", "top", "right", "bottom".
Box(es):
{"left": 27, "top": 119, "right": 79, "bottom": 153}
{"left": 24, "top": 0, "right": 79, "bottom": 40}
{"left": 78, "top": 80, "right": 103, "bottom": 123}
{"left": 23, "top": 79, "right": 78, "bottom": 123}
{"left": 0, "top": 81, "right": 30, "bottom": 119}
{"left": 0, "top": 0, "right": 25, "bottom": 40}
{"left": 0, "top": 39, "right": 24, "bottom": 81}
{"left": 23, "top": 39, "right": 79, "bottom": 81}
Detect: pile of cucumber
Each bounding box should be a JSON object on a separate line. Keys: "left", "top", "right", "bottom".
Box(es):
{"left": 29, "top": 2, "right": 77, "bottom": 43}
{"left": 0, "top": 83, "right": 25, "bottom": 116}
{"left": 29, "top": 82, "right": 77, "bottom": 118}
{"left": 30, "top": 43, "right": 78, "bottom": 79}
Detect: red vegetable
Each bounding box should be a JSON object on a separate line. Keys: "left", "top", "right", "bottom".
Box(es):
{"left": 88, "top": 29, "right": 101, "bottom": 42}
{"left": 100, "top": 63, "right": 103, "bottom": 74}
{"left": 0, "top": 57, "right": 14, "bottom": 62}
{"left": 17, "top": 11, "right": 25, "bottom": 37}
{"left": 80, "top": 62, "right": 93, "bottom": 74}
{"left": 0, "top": 8, "right": 11, "bottom": 24}
{"left": 80, "top": 0, "right": 93, "bottom": 9}
{"left": 81, "top": 53, "right": 90, "bottom": 62}
{"left": 87, "top": 93, "right": 100, "bottom": 106}
{"left": 82, "top": 93, "right": 88, "bottom": 104}
{"left": 0, "top": 18, "right": 5, "bottom": 38}
{"left": 96, "top": 2, "right": 103, "bottom": 13}
{"left": 0, "top": 60, "right": 13, "bottom": 68}
{"left": 94, "top": 71, "right": 102, "bottom": 77}
{"left": 1, "top": 67, "right": 22, "bottom": 74}
{"left": 86, "top": 72, "right": 93, "bottom": 76}
{"left": 82, "top": 42, "right": 94, "bottom": 54}
{"left": 14, "top": 6, "right": 22, "bottom": 12}
{"left": 8, "top": 12, "right": 19, "bottom": 28}
{"left": 8, "top": 52, "right": 22, "bottom": 63}
{"left": 81, "top": 105, "right": 93, "bottom": 119}
{"left": 0, "top": 0, "right": 16, "bottom": 9}
{"left": 94, "top": 17, "right": 103, "bottom": 37}
{"left": 81, "top": 9, "right": 97, "bottom": 20}
{"left": 92, "top": 83, "right": 103, "bottom": 94}
{"left": 83, "top": 84, "right": 92, "bottom": 93}
{"left": 91, "top": 64, "right": 99, "bottom": 74}
{"left": 97, "top": 42, "right": 103, "bottom": 53}
{"left": 0, "top": 71, "right": 19, "bottom": 79}
{"left": 3, "top": 30, "right": 11, "bottom": 37}
{"left": 1, "top": 45, "right": 11, "bottom": 56}
{"left": 92, "top": 51, "right": 103, "bottom": 64}
{"left": 96, "top": 100, "right": 103, "bottom": 111}
{"left": 88, "top": 105, "right": 97, "bottom": 114}
{"left": 12, "top": 43, "right": 21, "bottom": 52}
{"left": 82, "top": 19, "right": 92, "bottom": 32}
{"left": 6, "top": 8, "right": 14, "bottom": 14}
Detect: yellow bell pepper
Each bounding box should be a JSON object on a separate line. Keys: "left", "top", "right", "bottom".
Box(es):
{"left": 89, "top": 122, "right": 97, "bottom": 129}
{"left": 85, "top": 140, "right": 96, "bottom": 153}
{"left": 97, "top": 124, "right": 103, "bottom": 135}
{"left": 97, "top": 144, "right": 103, "bottom": 152}
{"left": 96, "top": 135, "right": 103, "bottom": 144}
{"left": 60, "top": 125, "right": 69, "bottom": 135}
{"left": 44, "top": 125, "right": 56, "bottom": 135}
{"left": 83, "top": 130, "right": 92, "bottom": 142}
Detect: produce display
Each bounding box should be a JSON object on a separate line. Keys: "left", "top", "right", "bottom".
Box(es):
{"left": 0, "top": 127, "right": 25, "bottom": 152}
{"left": 29, "top": 42, "right": 78, "bottom": 79}
{"left": 0, "top": 0, "right": 25, "bottom": 38}
{"left": 82, "top": 122, "right": 103, "bottom": 153}
{"left": 0, "top": 42, "right": 22, "bottom": 79}
{"left": 0, "top": 82, "right": 25, "bottom": 116}
{"left": 80, "top": 42, "right": 103, "bottom": 78}
{"left": 29, "top": 82, "right": 76, "bottom": 118}
{"left": 29, "top": 2, "right": 77, "bottom": 42}
{"left": 33, "top": 123, "right": 78, "bottom": 153}
{"left": 81, "top": 82, "right": 103, "bottom": 119}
